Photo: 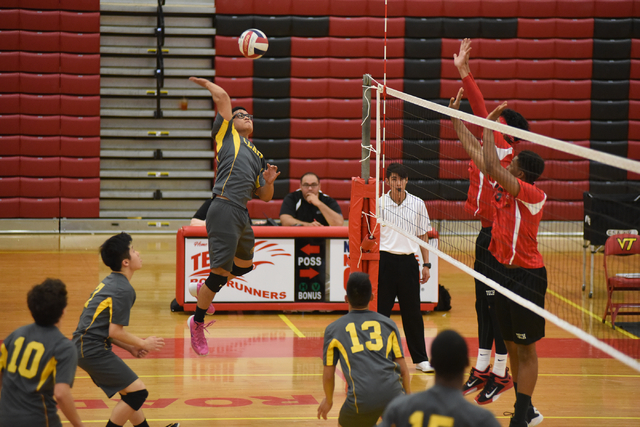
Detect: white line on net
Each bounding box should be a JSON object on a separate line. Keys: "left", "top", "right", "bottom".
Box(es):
{"left": 380, "top": 219, "right": 640, "bottom": 374}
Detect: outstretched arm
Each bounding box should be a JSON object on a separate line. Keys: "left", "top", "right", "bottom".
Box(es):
{"left": 189, "top": 77, "right": 232, "bottom": 121}
{"left": 483, "top": 102, "right": 521, "bottom": 197}
{"left": 55, "top": 384, "right": 85, "bottom": 427}
{"left": 449, "top": 88, "right": 485, "bottom": 171}
{"left": 255, "top": 163, "right": 281, "bottom": 202}
{"left": 453, "top": 37, "right": 472, "bottom": 79}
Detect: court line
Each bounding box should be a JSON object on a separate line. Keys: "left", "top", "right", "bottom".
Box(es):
{"left": 547, "top": 289, "right": 638, "bottom": 339}
{"left": 278, "top": 314, "right": 306, "bottom": 337}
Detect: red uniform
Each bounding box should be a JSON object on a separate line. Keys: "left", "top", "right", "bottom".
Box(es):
{"left": 489, "top": 179, "right": 547, "bottom": 269}
{"left": 462, "top": 73, "right": 514, "bottom": 228}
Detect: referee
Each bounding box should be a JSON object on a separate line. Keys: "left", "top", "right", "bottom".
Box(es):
{"left": 377, "top": 162, "right": 434, "bottom": 373}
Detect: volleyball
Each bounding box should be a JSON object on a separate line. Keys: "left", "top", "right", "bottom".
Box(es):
{"left": 238, "top": 28, "right": 269, "bottom": 59}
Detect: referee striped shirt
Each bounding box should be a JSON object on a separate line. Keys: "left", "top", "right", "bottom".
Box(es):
{"left": 380, "top": 191, "right": 431, "bottom": 255}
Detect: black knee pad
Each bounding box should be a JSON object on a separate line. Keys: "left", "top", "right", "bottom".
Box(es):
{"left": 121, "top": 389, "right": 148, "bottom": 411}
{"left": 204, "top": 272, "right": 227, "bottom": 292}
{"left": 231, "top": 263, "right": 253, "bottom": 277}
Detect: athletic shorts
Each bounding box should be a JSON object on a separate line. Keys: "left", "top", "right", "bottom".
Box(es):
{"left": 495, "top": 266, "right": 547, "bottom": 345}
{"left": 77, "top": 350, "right": 139, "bottom": 398}
{"left": 339, "top": 402, "right": 384, "bottom": 427}
{"left": 205, "top": 196, "right": 254, "bottom": 272}
{"left": 474, "top": 227, "right": 505, "bottom": 301}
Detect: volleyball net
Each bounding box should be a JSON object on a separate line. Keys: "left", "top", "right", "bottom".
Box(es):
{"left": 364, "top": 80, "right": 640, "bottom": 373}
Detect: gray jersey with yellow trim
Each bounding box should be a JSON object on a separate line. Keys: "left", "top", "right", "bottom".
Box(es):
{"left": 379, "top": 384, "right": 501, "bottom": 427}
{"left": 72, "top": 272, "right": 136, "bottom": 358}
{"left": 0, "top": 324, "right": 77, "bottom": 427}
{"left": 211, "top": 114, "right": 267, "bottom": 208}
{"left": 322, "top": 310, "right": 406, "bottom": 413}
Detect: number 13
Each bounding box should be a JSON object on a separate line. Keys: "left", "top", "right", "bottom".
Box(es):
{"left": 345, "top": 321, "right": 383, "bottom": 353}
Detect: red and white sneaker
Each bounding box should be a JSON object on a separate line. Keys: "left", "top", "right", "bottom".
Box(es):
{"left": 462, "top": 366, "right": 491, "bottom": 396}
{"left": 475, "top": 368, "right": 514, "bottom": 405}
{"left": 188, "top": 282, "right": 215, "bottom": 315}
{"left": 187, "top": 315, "right": 215, "bottom": 356}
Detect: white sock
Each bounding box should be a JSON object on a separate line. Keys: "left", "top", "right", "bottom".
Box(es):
{"left": 492, "top": 353, "right": 508, "bottom": 377}
{"left": 475, "top": 349, "right": 491, "bottom": 371}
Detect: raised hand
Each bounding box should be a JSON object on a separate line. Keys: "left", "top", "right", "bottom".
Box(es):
{"left": 453, "top": 38, "right": 472, "bottom": 69}
{"left": 449, "top": 87, "right": 464, "bottom": 110}
{"left": 189, "top": 76, "right": 211, "bottom": 88}
{"left": 143, "top": 336, "right": 165, "bottom": 352}
{"left": 263, "top": 163, "right": 281, "bottom": 185}
{"left": 487, "top": 101, "right": 508, "bottom": 122}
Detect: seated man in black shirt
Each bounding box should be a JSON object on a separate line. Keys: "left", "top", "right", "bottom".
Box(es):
{"left": 279, "top": 172, "right": 344, "bottom": 226}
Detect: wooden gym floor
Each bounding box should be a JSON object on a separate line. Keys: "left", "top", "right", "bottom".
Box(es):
{"left": 0, "top": 234, "right": 638, "bottom": 426}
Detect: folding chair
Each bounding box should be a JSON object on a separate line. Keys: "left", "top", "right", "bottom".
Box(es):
{"left": 603, "top": 233, "right": 640, "bottom": 328}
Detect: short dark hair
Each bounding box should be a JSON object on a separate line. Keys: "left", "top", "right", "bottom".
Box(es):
{"left": 232, "top": 106, "right": 247, "bottom": 115}
{"left": 27, "top": 278, "right": 68, "bottom": 326}
{"left": 501, "top": 108, "right": 529, "bottom": 132}
{"left": 517, "top": 150, "right": 545, "bottom": 184}
{"left": 300, "top": 172, "right": 320, "bottom": 183}
{"left": 100, "top": 232, "right": 132, "bottom": 271}
{"left": 386, "top": 162, "right": 408, "bottom": 180}
{"left": 430, "top": 330, "right": 469, "bottom": 380}
{"left": 346, "top": 272, "right": 372, "bottom": 309}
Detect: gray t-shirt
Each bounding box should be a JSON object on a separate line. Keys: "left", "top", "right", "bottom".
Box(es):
{"left": 0, "top": 324, "right": 77, "bottom": 427}
{"left": 323, "top": 310, "right": 406, "bottom": 413}
{"left": 72, "top": 272, "right": 136, "bottom": 358}
{"left": 379, "top": 384, "right": 501, "bottom": 427}
{"left": 211, "top": 114, "right": 267, "bottom": 208}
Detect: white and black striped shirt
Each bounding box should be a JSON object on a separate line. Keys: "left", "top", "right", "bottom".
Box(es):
{"left": 380, "top": 191, "right": 431, "bottom": 255}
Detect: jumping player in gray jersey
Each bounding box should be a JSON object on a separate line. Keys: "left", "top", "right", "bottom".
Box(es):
{"left": 379, "top": 330, "right": 500, "bottom": 427}
{"left": 0, "top": 279, "right": 84, "bottom": 427}
{"left": 72, "top": 233, "right": 178, "bottom": 427}
{"left": 318, "top": 272, "right": 411, "bottom": 427}
{"left": 187, "top": 77, "right": 280, "bottom": 356}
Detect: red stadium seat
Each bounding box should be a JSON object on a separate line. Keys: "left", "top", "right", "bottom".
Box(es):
{"left": 553, "top": 100, "right": 591, "bottom": 120}
{"left": 327, "top": 119, "right": 360, "bottom": 139}
{"left": 517, "top": 39, "right": 556, "bottom": 59}
{"left": 290, "top": 118, "right": 329, "bottom": 138}
{"left": 0, "top": 198, "right": 19, "bottom": 217}
{"left": 215, "top": 57, "right": 253, "bottom": 77}
{"left": 60, "top": 53, "right": 99, "bottom": 74}
{"left": 0, "top": 30, "right": 20, "bottom": 51}
{"left": 0, "top": 156, "right": 20, "bottom": 176}
{"left": 214, "top": 0, "right": 252, "bottom": 14}
{"left": 291, "top": 0, "right": 330, "bottom": 16}
{"left": 0, "top": 52, "right": 19, "bottom": 72}
{"left": 541, "top": 160, "right": 589, "bottom": 181}
{"left": 477, "top": 39, "right": 518, "bottom": 59}
{"left": 556, "top": 0, "right": 594, "bottom": 17}
{"left": 550, "top": 120, "right": 591, "bottom": 141}
{"left": 20, "top": 177, "right": 60, "bottom": 197}
{"left": 60, "top": 95, "right": 100, "bottom": 116}
{"left": 475, "top": 59, "right": 518, "bottom": 79}
{"left": 630, "top": 101, "right": 640, "bottom": 120}
{"left": 20, "top": 136, "right": 60, "bottom": 156}
{"left": 0, "top": 10, "right": 19, "bottom": 30}
{"left": 0, "top": 94, "right": 19, "bottom": 114}
{"left": 59, "top": 0, "right": 100, "bottom": 12}
{"left": 60, "top": 32, "right": 99, "bottom": 53}
{"left": 513, "top": 100, "right": 554, "bottom": 120}
{"left": 19, "top": 30, "right": 60, "bottom": 52}
{"left": 291, "top": 37, "right": 330, "bottom": 58}
{"left": 20, "top": 156, "right": 60, "bottom": 177}
{"left": 367, "top": 58, "right": 403, "bottom": 79}
{"left": 556, "top": 18, "right": 594, "bottom": 38}
{"left": 369, "top": 0, "right": 405, "bottom": 17}
{"left": 631, "top": 81, "right": 640, "bottom": 100}
{"left": 517, "top": 80, "right": 554, "bottom": 99}
{"left": 60, "top": 116, "right": 99, "bottom": 136}
{"left": 475, "top": 79, "right": 517, "bottom": 99}
{"left": 210, "top": 36, "right": 240, "bottom": 57}
{"left": 60, "top": 177, "right": 99, "bottom": 197}
{"left": 327, "top": 139, "right": 362, "bottom": 159}
{"left": 439, "top": 160, "right": 469, "bottom": 180}
{"left": 320, "top": 179, "right": 352, "bottom": 199}
{"left": 19, "top": 10, "right": 60, "bottom": 31}
{"left": 427, "top": 200, "right": 474, "bottom": 220}
{"left": 60, "top": 74, "right": 99, "bottom": 95}
{"left": 290, "top": 78, "right": 329, "bottom": 98}
{"left": 593, "top": 0, "right": 634, "bottom": 17}
{"left": 214, "top": 77, "right": 252, "bottom": 98}
{"left": 327, "top": 99, "right": 360, "bottom": 119}
{"left": 327, "top": 159, "right": 360, "bottom": 179}
{"left": 367, "top": 38, "right": 404, "bottom": 58}
{"left": 517, "top": 18, "right": 557, "bottom": 38}
{"left": 0, "top": 114, "right": 20, "bottom": 135}
{"left": 289, "top": 98, "right": 328, "bottom": 118}
{"left": 0, "top": 177, "right": 19, "bottom": 197}
{"left": 329, "top": 17, "right": 369, "bottom": 37}
{"left": 367, "top": 17, "right": 405, "bottom": 37}
{"left": 528, "top": 120, "right": 554, "bottom": 138}
{"left": 439, "top": 140, "right": 470, "bottom": 160}
{"left": 629, "top": 121, "right": 640, "bottom": 140}
{"left": 247, "top": 199, "right": 282, "bottom": 220}
{"left": 441, "top": 39, "right": 463, "bottom": 60}
{"left": 516, "top": 140, "right": 589, "bottom": 160}
{"left": 553, "top": 80, "right": 591, "bottom": 99}
{"left": 19, "top": 73, "right": 61, "bottom": 94}
{"left": 517, "top": 0, "right": 557, "bottom": 18}
{"left": 290, "top": 159, "right": 328, "bottom": 178}
{"left": 405, "top": 0, "right": 444, "bottom": 17}
{"left": 60, "top": 136, "right": 99, "bottom": 157}
{"left": 553, "top": 59, "right": 592, "bottom": 80}
{"left": 289, "top": 139, "right": 329, "bottom": 159}
{"left": 329, "top": 38, "right": 366, "bottom": 58}
{"left": 21, "top": 0, "right": 61, "bottom": 9}
{"left": 632, "top": 40, "right": 640, "bottom": 60}
{"left": 19, "top": 197, "right": 60, "bottom": 218}
{"left": 60, "top": 11, "right": 99, "bottom": 32}
{"left": 536, "top": 180, "right": 588, "bottom": 201}
{"left": 20, "top": 94, "right": 60, "bottom": 115}
{"left": 329, "top": 0, "right": 369, "bottom": 17}
{"left": 0, "top": 135, "right": 20, "bottom": 155}
{"left": 628, "top": 140, "right": 640, "bottom": 160}
{"left": 0, "top": 73, "right": 19, "bottom": 93}
{"left": 328, "top": 58, "right": 367, "bottom": 78}
{"left": 632, "top": 61, "right": 640, "bottom": 79}
{"left": 442, "top": 0, "right": 481, "bottom": 17}
{"left": 515, "top": 60, "right": 555, "bottom": 79}
{"left": 19, "top": 52, "right": 60, "bottom": 73}
{"left": 555, "top": 39, "right": 593, "bottom": 59}
{"left": 60, "top": 197, "right": 99, "bottom": 217}
{"left": 481, "top": 0, "right": 519, "bottom": 17}
{"left": 60, "top": 156, "right": 99, "bottom": 177}
{"left": 291, "top": 58, "right": 329, "bottom": 78}
{"left": 542, "top": 201, "right": 583, "bottom": 221}
{"left": 252, "top": 0, "right": 292, "bottom": 15}
{"left": 20, "top": 115, "right": 60, "bottom": 135}
{"left": 328, "top": 78, "right": 363, "bottom": 98}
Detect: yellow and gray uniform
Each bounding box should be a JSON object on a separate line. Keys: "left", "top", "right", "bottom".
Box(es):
{"left": 207, "top": 113, "right": 267, "bottom": 271}
{"left": 72, "top": 272, "right": 138, "bottom": 397}
{"left": 0, "top": 324, "right": 77, "bottom": 427}
{"left": 322, "top": 310, "right": 406, "bottom": 427}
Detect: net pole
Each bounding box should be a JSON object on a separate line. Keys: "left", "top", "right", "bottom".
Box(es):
{"left": 361, "top": 74, "right": 372, "bottom": 180}
{"left": 376, "top": 84, "right": 381, "bottom": 218}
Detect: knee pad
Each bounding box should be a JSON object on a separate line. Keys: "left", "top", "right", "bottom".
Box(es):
{"left": 204, "top": 272, "right": 228, "bottom": 292}
{"left": 231, "top": 263, "right": 253, "bottom": 277}
{"left": 121, "top": 389, "right": 148, "bottom": 411}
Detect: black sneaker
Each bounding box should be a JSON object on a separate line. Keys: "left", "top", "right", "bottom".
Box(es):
{"left": 527, "top": 406, "right": 543, "bottom": 426}
{"left": 475, "top": 368, "right": 514, "bottom": 405}
{"left": 462, "top": 365, "right": 491, "bottom": 396}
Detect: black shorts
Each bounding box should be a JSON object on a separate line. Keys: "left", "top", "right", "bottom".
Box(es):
{"left": 339, "top": 403, "right": 384, "bottom": 427}
{"left": 77, "top": 350, "right": 139, "bottom": 398}
{"left": 474, "top": 227, "right": 504, "bottom": 301}
{"left": 495, "top": 266, "right": 547, "bottom": 345}
{"left": 205, "top": 196, "right": 254, "bottom": 272}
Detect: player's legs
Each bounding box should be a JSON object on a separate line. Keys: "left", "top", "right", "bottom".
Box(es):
{"left": 377, "top": 252, "right": 399, "bottom": 317}
{"left": 109, "top": 379, "right": 147, "bottom": 426}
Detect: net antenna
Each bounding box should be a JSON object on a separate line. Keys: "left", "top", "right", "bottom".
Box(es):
{"left": 374, "top": 82, "right": 640, "bottom": 374}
